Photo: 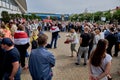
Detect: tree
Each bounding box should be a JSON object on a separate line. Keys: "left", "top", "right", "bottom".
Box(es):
{"left": 9, "top": 14, "right": 16, "bottom": 19}
{"left": 70, "top": 14, "right": 78, "bottom": 21}
{"left": 112, "top": 10, "right": 120, "bottom": 23}
{"left": 93, "top": 11, "right": 103, "bottom": 22}
{"left": 1, "top": 11, "right": 10, "bottom": 23}
{"left": 103, "top": 11, "right": 112, "bottom": 21}
{"left": 50, "top": 16, "right": 58, "bottom": 21}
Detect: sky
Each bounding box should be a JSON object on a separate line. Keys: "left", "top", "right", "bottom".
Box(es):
{"left": 26, "top": 0, "right": 120, "bottom": 14}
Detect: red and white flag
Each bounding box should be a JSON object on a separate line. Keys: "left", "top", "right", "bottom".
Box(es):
{"left": 14, "top": 31, "right": 29, "bottom": 45}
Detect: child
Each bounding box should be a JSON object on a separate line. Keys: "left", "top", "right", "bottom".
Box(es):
{"left": 30, "top": 29, "right": 38, "bottom": 49}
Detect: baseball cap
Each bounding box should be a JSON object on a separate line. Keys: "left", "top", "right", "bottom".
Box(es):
{"left": 1, "top": 38, "right": 14, "bottom": 46}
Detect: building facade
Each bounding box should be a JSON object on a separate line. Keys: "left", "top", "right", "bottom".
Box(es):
{"left": 0, "top": 0, "right": 27, "bottom": 18}
{"left": 28, "top": 13, "right": 69, "bottom": 21}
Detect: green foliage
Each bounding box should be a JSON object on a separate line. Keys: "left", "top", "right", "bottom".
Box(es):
{"left": 1, "top": 11, "right": 10, "bottom": 23}
{"left": 103, "top": 11, "right": 112, "bottom": 21}
{"left": 69, "top": 10, "right": 120, "bottom": 23}
{"left": 9, "top": 13, "right": 22, "bottom": 19}
{"left": 50, "top": 16, "right": 58, "bottom": 21}
{"left": 70, "top": 14, "right": 78, "bottom": 21}
{"left": 93, "top": 11, "right": 103, "bottom": 22}
{"left": 22, "top": 14, "right": 41, "bottom": 20}
{"left": 112, "top": 10, "right": 120, "bottom": 23}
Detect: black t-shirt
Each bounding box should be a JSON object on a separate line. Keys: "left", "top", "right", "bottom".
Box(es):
{"left": 3, "top": 47, "right": 20, "bottom": 73}
{"left": 106, "top": 33, "right": 116, "bottom": 45}
{"left": 80, "top": 33, "right": 91, "bottom": 47}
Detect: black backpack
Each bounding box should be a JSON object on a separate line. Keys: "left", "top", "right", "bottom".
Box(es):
{"left": 31, "top": 37, "right": 38, "bottom": 49}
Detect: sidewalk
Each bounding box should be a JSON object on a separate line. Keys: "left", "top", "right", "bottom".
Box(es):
{"left": 21, "top": 32, "right": 120, "bottom": 80}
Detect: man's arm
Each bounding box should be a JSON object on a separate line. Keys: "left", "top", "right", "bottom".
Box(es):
{"left": 48, "top": 53, "right": 55, "bottom": 67}
{"left": 9, "top": 61, "right": 19, "bottom": 80}
{"left": 80, "top": 37, "right": 82, "bottom": 45}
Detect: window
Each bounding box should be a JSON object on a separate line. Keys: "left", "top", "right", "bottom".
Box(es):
{"left": 6, "top": 2, "right": 9, "bottom": 8}
{"left": 10, "top": 4, "right": 13, "bottom": 9}
{"left": 0, "top": 0, "right": 2, "bottom": 6}
{"left": 2, "top": 1, "right": 6, "bottom": 7}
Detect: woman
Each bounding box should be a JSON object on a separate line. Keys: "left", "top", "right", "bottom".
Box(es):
{"left": 89, "top": 39, "right": 112, "bottom": 80}
{"left": 0, "top": 22, "right": 12, "bottom": 39}
{"left": 69, "top": 29, "right": 79, "bottom": 57}
{"left": 92, "top": 28, "right": 104, "bottom": 51}
{"left": 30, "top": 29, "right": 38, "bottom": 49}
{"left": 14, "top": 24, "right": 30, "bottom": 69}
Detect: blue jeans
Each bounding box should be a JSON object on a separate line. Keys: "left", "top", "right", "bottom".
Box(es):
{"left": 4, "top": 67, "right": 21, "bottom": 80}
{"left": 50, "top": 36, "right": 58, "bottom": 48}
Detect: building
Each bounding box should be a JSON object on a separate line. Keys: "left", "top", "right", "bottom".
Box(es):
{"left": 28, "top": 13, "right": 69, "bottom": 21}
{"left": 0, "top": 0, "right": 27, "bottom": 18}
{"left": 110, "top": 6, "right": 120, "bottom": 14}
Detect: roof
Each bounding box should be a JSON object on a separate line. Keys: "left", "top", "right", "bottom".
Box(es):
{"left": 14, "top": 0, "right": 27, "bottom": 13}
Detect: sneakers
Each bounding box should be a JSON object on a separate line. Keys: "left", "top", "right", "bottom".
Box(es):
{"left": 75, "top": 63, "right": 80, "bottom": 65}
{"left": 113, "top": 54, "right": 118, "bottom": 57}
{"left": 83, "top": 63, "right": 87, "bottom": 66}
{"left": 75, "top": 63, "right": 87, "bottom": 66}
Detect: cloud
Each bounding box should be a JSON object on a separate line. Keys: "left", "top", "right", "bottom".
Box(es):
{"left": 27, "top": 0, "right": 120, "bottom": 14}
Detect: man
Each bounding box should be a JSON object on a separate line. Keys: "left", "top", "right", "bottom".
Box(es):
{"left": 1, "top": 38, "right": 21, "bottom": 80}
{"left": 106, "top": 27, "right": 116, "bottom": 56}
{"left": 75, "top": 26, "right": 91, "bottom": 65}
{"left": 0, "top": 37, "right": 5, "bottom": 80}
{"left": 50, "top": 24, "right": 60, "bottom": 48}
{"left": 29, "top": 34, "right": 55, "bottom": 80}
{"left": 114, "top": 28, "right": 120, "bottom": 57}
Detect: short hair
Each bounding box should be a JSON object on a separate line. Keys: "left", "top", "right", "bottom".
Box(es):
{"left": 17, "top": 24, "right": 24, "bottom": 31}
{"left": 110, "top": 27, "right": 114, "bottom": 32}
{"left": 84, "top": 26, "right": 90, "bottom": 31}
{"left": 38, "top": 34, "right": 48, "bottom": 46}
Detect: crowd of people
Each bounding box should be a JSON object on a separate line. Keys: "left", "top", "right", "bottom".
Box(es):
{"left": 0, "top": 18, "right": 120, "bottom": 80}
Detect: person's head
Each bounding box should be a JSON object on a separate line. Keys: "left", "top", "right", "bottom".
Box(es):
{"left": 90, "top": 39, "right": 108, "bottom": 67}
{"left": 1, "top": 21, "right": 6, "bottom": 29}
{"left": 38, "top": 34, "right": 48, "bottom": 46}
{"left": 109, "top": 27, "right": 115, "bottom": 32}
{"left": 0, "top": 30, "right": 4, "bottom": 38}
{"left": 37, "top": 26, "right": 42, "bottom": 31}
{"left": 94, "top": 28, "right": 101, "bottom": 34}
{"left": 17, "top": 24, "right": 24, "bottom": 31}
{"left": 117, "top": 28, "right": 120, "bottom": 32}
{"left": 84, "top": 26, "right": 90, "bottom": 32}
{"left": 70, "top": 29, "right": 75, "bottom": 33}
{"left": 32, "top": 29, "right": 38, "bottom": 36}
{"left": 1, "top": 38, "right": 14, "bottom": 50}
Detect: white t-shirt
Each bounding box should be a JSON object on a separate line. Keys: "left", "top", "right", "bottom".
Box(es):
{"left": 91, "top": 54, "right": 112, "bottom": 80}
{"left": 70, "top": 32, "right": 79, "bottom": 44}
{"left": 92, "top": 32, "right": 104, "bottom": 50}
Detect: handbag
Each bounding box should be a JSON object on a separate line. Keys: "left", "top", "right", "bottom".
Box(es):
{"left": 100, "top": 66, "right": 112, "bottom": 80}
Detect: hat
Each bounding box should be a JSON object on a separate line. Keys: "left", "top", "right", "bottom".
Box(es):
{"left": 1, "top": 38, "right": 14, "bottom": 46}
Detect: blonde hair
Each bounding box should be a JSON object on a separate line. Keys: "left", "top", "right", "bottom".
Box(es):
{"left": 32, "top": 29, "right": 38, "bottom": 36}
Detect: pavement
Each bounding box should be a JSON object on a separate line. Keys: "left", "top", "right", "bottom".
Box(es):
{"left": 21, "top": 32, "right": 120, "bottom": 80}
